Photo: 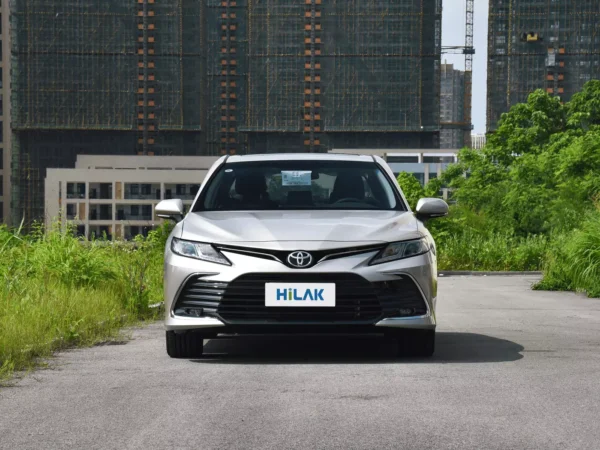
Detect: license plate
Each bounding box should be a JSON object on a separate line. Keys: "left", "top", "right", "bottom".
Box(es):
{"left": 265, "top": 283, "right": 336, "bottom": 307}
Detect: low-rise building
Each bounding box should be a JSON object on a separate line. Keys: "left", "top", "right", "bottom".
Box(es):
{"left": 45, "top": 156, "right": 218, "bottom": 240}
{"left": 471, "top": 133, "right": 487, "bottom": 150}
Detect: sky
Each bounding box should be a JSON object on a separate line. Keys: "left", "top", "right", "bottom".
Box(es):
{"left": 442, "top": 0, "right": 489, "bottom": 133}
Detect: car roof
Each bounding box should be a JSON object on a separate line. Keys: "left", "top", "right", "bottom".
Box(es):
{"left": 226, "top": 153, "right": 376, "bottom": 163}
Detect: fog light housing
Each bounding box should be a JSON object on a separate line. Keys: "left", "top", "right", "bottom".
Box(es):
{"left": 184, "top": 308, "right": 204, "bottom": 318}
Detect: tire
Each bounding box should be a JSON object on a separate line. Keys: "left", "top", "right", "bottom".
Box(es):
{"left": 166, "top": 331, "right": 204, "bottom": 358}
{"left": 395, "top": 329, "right": 435, "bottom": 358}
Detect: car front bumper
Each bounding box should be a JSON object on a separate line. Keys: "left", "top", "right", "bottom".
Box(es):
{"left": 164, "top": 243, "right": 438, "bottom": 333}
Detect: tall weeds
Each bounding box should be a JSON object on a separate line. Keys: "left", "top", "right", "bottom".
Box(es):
{"left": 436, "top": 229, "right": 548, "bottom": 272}
{"left": 535, "top": 207, "right": 600, "bottom": 297}
{"left": 0, "top": 223, "right": 169, "bottom": 382}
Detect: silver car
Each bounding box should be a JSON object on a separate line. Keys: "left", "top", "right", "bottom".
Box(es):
{"left": 156, "top": 153, "right": 448, "bottom": 358}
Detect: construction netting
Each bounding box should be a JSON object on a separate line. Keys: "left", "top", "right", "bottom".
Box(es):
{"left": 242, "top": 0, "right": 441, "bottom": 133}
{"left": 10, "top": 0, "right": 443, "bottom": 224}
{"left": 487, "top": 0, "right": 600, "bottom": 131}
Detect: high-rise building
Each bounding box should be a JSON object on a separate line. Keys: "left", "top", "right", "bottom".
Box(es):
{"left": 487, "top": 1, "right": 600, "bottom": 132}
{"left": 440, "top": 63, "right": 466, "bottom": 149}
{"left": 8, "top": 0, "right": 443, "bottom": 225}
{"left": 1, "top": 0, "right": 10, "bottom": 223}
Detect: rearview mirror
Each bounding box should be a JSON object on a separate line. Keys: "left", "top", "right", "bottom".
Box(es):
{"left": 415, "top": 198, "right": 449, "bottom": 221}
{"left": 155, "top": 199, "right": 185, "bottom": 223}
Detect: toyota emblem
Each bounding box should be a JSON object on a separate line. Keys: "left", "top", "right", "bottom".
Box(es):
{"left": 287, "top": 251, "right": 313, "bottom": 268}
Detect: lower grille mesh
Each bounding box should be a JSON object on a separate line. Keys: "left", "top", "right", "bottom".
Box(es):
{"left": 174, "top": 273, "right": 427, "bottom": 323}
{"left": 218, "top": 273, "right": 381, "bottom": 323}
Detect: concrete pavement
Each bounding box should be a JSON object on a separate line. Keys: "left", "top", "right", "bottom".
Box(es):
{"left": 1, "top": 276, "right": 600, "bottom": 450}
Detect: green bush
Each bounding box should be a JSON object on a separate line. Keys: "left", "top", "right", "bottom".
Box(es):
{"left": 535, "top": 208, "right": 600, "bottom": 297}
{"left": 436, "top": 81, "right": 600, "bottom": 295}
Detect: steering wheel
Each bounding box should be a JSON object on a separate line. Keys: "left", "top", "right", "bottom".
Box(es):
{"left": 332, "top": 197, "right": 364, "bottom": 204}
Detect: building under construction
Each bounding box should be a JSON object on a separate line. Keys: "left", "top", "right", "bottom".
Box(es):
{"left": 487, "top": 0, "right": 600, "bottom": 131}
{"left": 10, "top": 0, "right": 442, "bottom": 224}
{"left": 440, "top": 63, "right": 465, "bottom": 149}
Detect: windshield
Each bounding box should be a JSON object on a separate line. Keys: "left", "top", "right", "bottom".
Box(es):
{"left": 195, "top": 160, "right": 404, "bottom": 211}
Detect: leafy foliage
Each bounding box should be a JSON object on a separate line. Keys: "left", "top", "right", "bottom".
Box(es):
{"left": 438, "top": 81, "right": 600, "bottom": 296}
{"left": 396, "top": 172, "right": 424, "bottom": 210}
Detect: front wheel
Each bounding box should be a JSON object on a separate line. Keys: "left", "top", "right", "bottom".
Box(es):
{"left": 395, "top": 329, "right": 435, "bottom": 358}
{"left": 166, "top": 331, "right": 204, "bottom": 358}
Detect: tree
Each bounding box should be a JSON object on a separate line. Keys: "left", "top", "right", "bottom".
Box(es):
{"left": 567, "top": 80, "right": 600, "bottom": 129}
{"left": 396, "top": 172, "right": 424, "bottom": 210}
{"left": 439, "top": 84, "right": 600, "bottom": 237}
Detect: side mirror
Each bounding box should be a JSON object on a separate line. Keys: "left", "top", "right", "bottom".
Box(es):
{"left": 415, "top": 198, "right": 449, "bottom": 221}
{"left": 155, "top": 199, "right": 185, "bottom": 223}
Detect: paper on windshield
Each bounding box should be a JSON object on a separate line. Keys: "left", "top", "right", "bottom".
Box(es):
{"left": 281, "top": 171, "right": 312, "bottom": 186}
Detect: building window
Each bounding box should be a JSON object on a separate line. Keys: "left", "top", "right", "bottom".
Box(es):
{"left": 89, "top": 183, "right": 113, "bottom": 200}
{"left": 89, "top": 226, "right": 112, "bottom": 241}
{"left": 165, "top": 184, "right": 198, "bottom": 200}
{"left": 75, "top": 225, "right": 86, "bottom": 238}
{"left": 66, "top": 204, "right": 77, "bottom": 220}
{"left": 89, "top": 204, "right": 112, "bottom": 221}
{"left": 117, "top": 204, "right": 152, "bottom": 221}
{"left": 125, "top": 225, "right": 155, "bottom": 241}
{"left": 67, "top": 183, "right": 86, "bottom": 199}
{"left": 125, "top": 183, "right": 160, "bottom": 200}
{"left": 388, "top": 156, "right": 419, "bottom": 163}
{"left": 424, "top": 156, "right": 455, "bottom": 164}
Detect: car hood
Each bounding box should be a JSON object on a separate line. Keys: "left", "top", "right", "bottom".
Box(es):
{"left": 180, "top": 210, "right": 421, "bottom": 250}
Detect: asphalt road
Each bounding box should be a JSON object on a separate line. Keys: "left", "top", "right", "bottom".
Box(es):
{"left": 2, "top": 276, "right": 600, "bottom": 450}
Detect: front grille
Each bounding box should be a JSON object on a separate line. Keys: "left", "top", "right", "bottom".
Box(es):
{"left": 174, "top": 273, "right": 428, "bottom": 323}
{"left": 218, "top": 273, "right": 382, "bottom": 324}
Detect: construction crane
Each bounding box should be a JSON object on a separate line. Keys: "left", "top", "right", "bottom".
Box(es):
{"left": 441, "top": 0, "right": 475, "bottom": 148}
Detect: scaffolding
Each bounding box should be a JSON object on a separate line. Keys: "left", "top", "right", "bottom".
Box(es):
{"left": 487, "top": 0, "right": 600, "bottom": 131}
{"left": 10, "top": 0, "right": 442, "bottom": 224}
{"left": 10, "top": 0, "right": 205, "bottom": 224}
{"left": 240, "top": 0, "right": 442, "bottom": 151}
{"left": 440, "top": 64, "right": 466, "bottom": 149}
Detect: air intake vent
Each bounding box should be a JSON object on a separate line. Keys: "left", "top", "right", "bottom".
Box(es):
{"left": 173, "top": 277, "right": 227, "bottom": 317}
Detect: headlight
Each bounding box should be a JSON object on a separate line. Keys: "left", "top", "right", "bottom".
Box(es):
{"left": 370, "top": 238, "right": 430, "bottom": 265}
{"left": 171, "top": 238, "right": 231, "bottom": 266}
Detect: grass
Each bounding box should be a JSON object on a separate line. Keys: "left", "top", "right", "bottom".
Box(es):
{"left": 534, "top": 209, "right": 600, "bottom": 297}
{"left": 0, "top": 222, "right": 168, "bottom": 382}
{"left": 436, "top": 230, "right": 548, "bottom": 272}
